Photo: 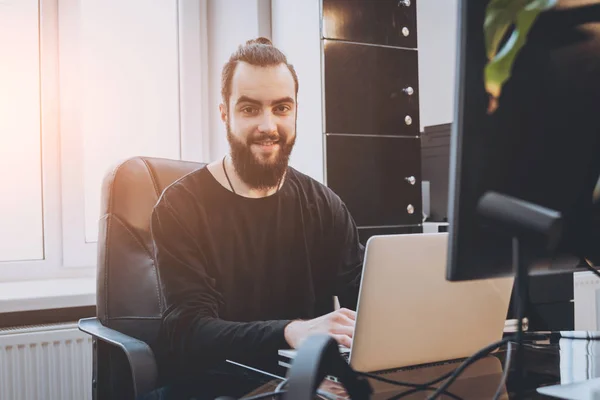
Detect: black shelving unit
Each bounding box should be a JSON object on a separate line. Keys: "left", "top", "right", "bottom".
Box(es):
{"left": 320, "top": 0, "right": 423, "bottom": 245}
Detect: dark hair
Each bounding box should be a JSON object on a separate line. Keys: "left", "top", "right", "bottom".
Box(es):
{"left": 221, "top": 37, "right": 299, "bottom": 111}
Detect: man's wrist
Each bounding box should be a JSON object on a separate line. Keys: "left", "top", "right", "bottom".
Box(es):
{"left": 284, "top": 320, "right": 303, "bottom": 348}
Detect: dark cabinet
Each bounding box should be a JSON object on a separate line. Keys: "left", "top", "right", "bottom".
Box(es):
{"left": 321, "top": 0, "right": 422, "bottom": 236}
{"left": 326, "top": 134, "right": 422, "bottom": 227}
{"left": 323, "top": 40, "right": 419, "bottom": 137}
{"left": 322, "top": 0, "right": 417, "bottom": 48}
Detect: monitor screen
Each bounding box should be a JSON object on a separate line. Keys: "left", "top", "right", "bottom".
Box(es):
{"left": 447, "top": 0, "right": 600, "bottom": 281}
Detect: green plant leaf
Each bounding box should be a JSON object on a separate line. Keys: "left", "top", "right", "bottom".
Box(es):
{"left": 484, "top": 0, "right": 557, "bottom": 112}
{"left": 484, "top": 0, "right": 524, "bottom": 59}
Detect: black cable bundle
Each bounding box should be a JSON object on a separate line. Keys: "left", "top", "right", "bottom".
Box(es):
{"left": 353, "top": 336, "right": 513, "bottom": 400}
{"left": 215, "top": 335, "right": 516, "bottom": 400}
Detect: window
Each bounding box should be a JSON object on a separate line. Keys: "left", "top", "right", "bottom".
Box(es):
{"left": 0, "top": 0, "right": 44, "bottom": 265}
{"left": 0, "top": 0, "right": 208, "bottom": 282}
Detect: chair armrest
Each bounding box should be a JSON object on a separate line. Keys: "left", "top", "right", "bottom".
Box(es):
{"left": 78, "top": 317, "right": 158, "bottom": 398}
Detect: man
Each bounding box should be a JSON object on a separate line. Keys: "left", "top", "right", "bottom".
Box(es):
{"left": 150, "top": 37, "right": 364, "bottom": 396}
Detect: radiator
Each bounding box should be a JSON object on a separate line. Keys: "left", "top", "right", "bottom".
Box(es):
{"left": 0, "top": 322, "right": 92, "bottom": 400}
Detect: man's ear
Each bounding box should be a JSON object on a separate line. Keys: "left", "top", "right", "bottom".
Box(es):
{"left": 219, "top": 103, "right": 227, "bottom": 124}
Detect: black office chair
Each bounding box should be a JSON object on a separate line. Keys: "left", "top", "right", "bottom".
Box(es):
{"left": 79, "top": 156, "right": 205, "bottom": 400}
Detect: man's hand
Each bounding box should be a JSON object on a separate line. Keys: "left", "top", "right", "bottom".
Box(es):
{"left": 284, "top": 308, "right": 356, "bottom": 349}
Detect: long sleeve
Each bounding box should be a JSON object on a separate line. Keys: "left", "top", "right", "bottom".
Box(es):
{"left": 331, "top": 201, "right": 365, "bottom": 310}
{"left": 151, "top": 191, "right": 292, "bottom": 371}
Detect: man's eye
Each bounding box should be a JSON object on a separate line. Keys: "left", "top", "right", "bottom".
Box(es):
{"left": 242, "top": 107, "right": 257, "bottom": 114}
{"left": 275, "top": 105, "right": 290, "bottom": 113}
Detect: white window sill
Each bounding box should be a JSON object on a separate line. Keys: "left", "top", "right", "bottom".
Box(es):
{"left": 0, "top": 278, "right": 96, "bottom": 313}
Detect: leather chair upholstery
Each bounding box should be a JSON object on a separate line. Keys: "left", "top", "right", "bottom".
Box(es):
{"left": 79, "top": 156, "right": 205, "bottom": 400}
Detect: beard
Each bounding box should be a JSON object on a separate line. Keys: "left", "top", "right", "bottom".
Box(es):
{"left": 226, "top": 122, "right": 296, "bottom": 190}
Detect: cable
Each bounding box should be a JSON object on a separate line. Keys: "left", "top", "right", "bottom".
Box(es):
{"left": 357, "top": 368, "right": 455, "bottom": 389}
{"left": 584, "top": 258, "right": 600, "bottom": 280}
{"left": 358, "top": 368, "right": 467, "bottom": 399}
{"left": 249, "top": 336, "right": 508, "bottom": 400}
{"left": 275, "top": 368, "right": 462, "bottom": 400}
{"left": 270, "top": 362, "right": 452, "bottom": 399}
{"left": 315, "top": 389, "right": 338, "bottom": 400}
{"left": 424, "top": 337, "right": 513, "bottom": 400}
{"left": 387, "top": 385, "right": 464, "bottom": 400}
{"left": 492, "top": 341, "right": 512, "bottom": 400}
{"left": 266, "top": 335, "right": 518, "bottom": 399}
{"left": 239, "top": 390, "right": 286, "bottom": 400}
{"left": 351, "top": 337, "right": 510, "bottom": 400}
{"left": 358, "top": 371, "right": 464, "bottom": 400}
{"left": 272, "top": 377, "right": 336, "bottom": 400}
{"left": 274, "top": 379, "right": 287, "bottom": 393}
{"left": 262, "top": 338, "right": 514, "bottom": 399}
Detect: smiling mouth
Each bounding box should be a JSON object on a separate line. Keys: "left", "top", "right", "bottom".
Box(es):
{"left": 253, "top": 139, "right": 280, "bottom": 146}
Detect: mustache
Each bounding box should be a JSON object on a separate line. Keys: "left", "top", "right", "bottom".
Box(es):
{"left": 247, "top": 132, "right": 284, "bottom": 144}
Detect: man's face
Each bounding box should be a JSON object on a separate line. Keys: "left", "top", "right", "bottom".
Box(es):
{"left": 220, "top": 62, "right": 297, "bottom": 190}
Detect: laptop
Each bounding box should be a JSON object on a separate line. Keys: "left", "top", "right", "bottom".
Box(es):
{"left": 279, "top": 232, "right": 514, "bottom": 373}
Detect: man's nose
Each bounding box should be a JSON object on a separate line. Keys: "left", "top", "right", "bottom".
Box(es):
{"left": 257, "top": 112, "right": 277, "bottom": 133}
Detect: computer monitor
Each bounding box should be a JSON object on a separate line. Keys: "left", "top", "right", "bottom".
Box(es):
{"left": 446, "top": 0, "right": 600, "bottom": 282}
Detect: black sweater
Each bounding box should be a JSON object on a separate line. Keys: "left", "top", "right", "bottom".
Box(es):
{"left": 151, "top": 166, "right": 364, "bottom": 372}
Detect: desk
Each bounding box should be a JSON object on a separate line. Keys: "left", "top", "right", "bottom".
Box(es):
{"left": 142, "top": 332, "right": 600, "bottom": 399}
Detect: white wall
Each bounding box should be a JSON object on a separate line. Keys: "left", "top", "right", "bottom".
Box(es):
{"left": 206, "top": 0, "right": 273, "bottom": 161}
{"left": 417, "top": 0, "right": 459, "bottom": 130}
{"left": 271, "top": 0, "right": 324, "bottom": 183}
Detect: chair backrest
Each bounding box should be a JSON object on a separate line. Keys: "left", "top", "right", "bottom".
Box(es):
{"left": 95, "top": 156, "right": 204, "bottom": 383}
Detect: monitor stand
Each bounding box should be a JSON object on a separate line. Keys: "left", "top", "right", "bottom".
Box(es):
{"left": 477, "top": 191, "right": 563, "bottom": 398}
{"left": 479, "top": 193, "right": 600, "bottom": 399}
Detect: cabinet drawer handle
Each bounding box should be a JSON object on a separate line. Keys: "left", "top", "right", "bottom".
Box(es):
{"left": 405, "top": 115, "right": 413, "bottom": 125}
{"left": 405, "top": 176, "right": 416, "bottom": 185}
{"left": 403, "top": 86, "right": 414, "bottom": 96}
{"left": 407, "top": 204, "right": 415, "bottom": 214}
{"left": 398, "top": 0, "right": 411, "bottom": 7}
{"left": 402, "top": 27, "right": 410, "bottom": 37}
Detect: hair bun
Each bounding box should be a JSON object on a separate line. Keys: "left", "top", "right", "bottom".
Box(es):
{"left": 246, "top": 37, "right": 273, "bottom": 46}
